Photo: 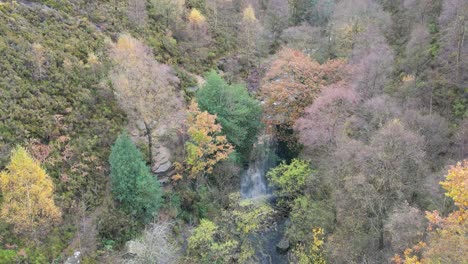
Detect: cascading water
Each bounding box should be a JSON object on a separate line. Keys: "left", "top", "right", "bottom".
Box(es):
{"left": 240, "top": 133, "right": 289, "bottom": 264}
{"left": 241, "top": 133, "right": 277, "bottom": 199}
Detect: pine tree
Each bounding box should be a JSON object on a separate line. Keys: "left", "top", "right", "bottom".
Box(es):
{"left": 109, "top": 134, "right": 163, "bottom": 222}
{"left": 0, "top": 146, "right": 61, "bottom": 238}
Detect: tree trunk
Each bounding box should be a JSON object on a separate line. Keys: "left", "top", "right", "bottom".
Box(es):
{"left": 144, "top": 121, "right": 153, "bottom": 166}
{"left": 456, "top": 21, "right": 465, "bottom": 86}
{"left": 379, "top": 218, "right": 384, "bottom": 250}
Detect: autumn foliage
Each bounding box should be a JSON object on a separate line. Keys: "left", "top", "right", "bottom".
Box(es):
{"left": 174, "top": 102, "right": 233, "bottom": 180}
{"left": 188, "top": 8, "right": 206, "bottom": 26}
{"left": 393, "top": 160, "right": 468, "bottom": 263}
{"left": 260, "top": 48, "right": 345, "bottom": 133}
{"left": 110, "top": 34, "right": 182, "bottom": 164}
{"left": 0, "top": 147, "right": 61, "bottom": 238}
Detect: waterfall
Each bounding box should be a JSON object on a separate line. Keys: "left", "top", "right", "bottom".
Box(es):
{"left": 241, "top": 133, "right": 277, "bottom": 198}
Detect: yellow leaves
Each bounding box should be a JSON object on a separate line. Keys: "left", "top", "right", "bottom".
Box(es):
{"left": 292, "top": 227, "right": 327, "bottom": 264}
{"left": 393, "top": 160, "right": 468, "bottom": 263}
{"left": 425, "top": 210, "right": 444, "bottom": 231}
{"left": 402, "top": 74, "right": 415, "bottom": 83}
{"left": 334, "top": 22, "right": 364, "bottom": 56}
{"left": 392, "top": 242, "right": 426, "bottom": 264}
{"left": 233, "top": 203, "right": 273, "bottom": 234}
{"left": 0, "top": 147, "right": 61, "bottom": 238}
{"left": 188, "top": 219, "right": 239, "bottom": 263}
{"left": 87, "top": 52, "right": 99, "bottom": 66}
{"left": 31, "top": 42, "right": 44, "bottom": 55}
{"left": 188, "top": 8, "right": 206, "bottom": 26}
{"left": 312, "top": 228, "right": 325, "bottom": 249}
{"left": 440, "top": 160, "right": 467, "bottom": 211}
{"left": 116, "top": 33, "right": 137, "bottom": 52}
{"left": 175, "top": 101, "right": 233, "bottom": 180}
{"left": 242, "top": 5, "right": 257, "bottom": 24}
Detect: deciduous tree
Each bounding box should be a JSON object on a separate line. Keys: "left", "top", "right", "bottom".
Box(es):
{"left": 295, "top": 81, "right": 358, "bottom": 152}
{"left": 291, "top": 228, "right": 327, "bottom": 264}
{"left": 329, "top": 0, "right": 390, "bottom": 58}
{"left": 150, "top": 0, "right": 185, "bottom": 29}
{"left": 351, "top": 26, "right": 394, "bottom": 99}
{"left": 0, "top": 146, "right": 61, "bottom": 238}
{"left": 238, "top": 5, "right": 266, "bottom": 67}
{"left": 188, "top": 193, "right": 275, "bottom": 263}
{"left": 267, "top": 158, "right": 312, "bottom": 206}
{"left": 393, "top": 160, "right": 468, "bottom": 264}
{"left": 179, "top": 8, "right": 213, "bottom": 72}
{"left": 128, "top": 221, "right": 181, "bottom": 264}
{"left": 260, "top": 47, "right": 345, "bottom": 142}
{"left": 438, "top": 0, "right": 467, "bottom": 87}
{"left": 110, "top": 34, "right": 182, "bottom": 165}
{"left": 30, "top": 42, "right": 47, "bottom": 80}
{"left": 174, "top": 101, "right": 233, "bottom": 181}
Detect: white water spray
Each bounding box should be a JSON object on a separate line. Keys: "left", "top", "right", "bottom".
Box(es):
{"left": 241, "top": 134, "right": 277, "bottom": 198}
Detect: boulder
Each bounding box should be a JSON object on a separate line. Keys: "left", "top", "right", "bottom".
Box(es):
{"left": 123, "top": 241, "right": 139, "bottom": 258}
{"left": 152, "top": 145, "right": 173, "bottom": 175}
{"left": 276, "top": 237, "right": 290, "bottom": 254}
{"left": 64, "top": 251, "right": 81, "bottom": 264}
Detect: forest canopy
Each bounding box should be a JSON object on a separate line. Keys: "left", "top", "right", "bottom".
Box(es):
{"left": 0, "top": 0, "right": 466, "bottom": 263}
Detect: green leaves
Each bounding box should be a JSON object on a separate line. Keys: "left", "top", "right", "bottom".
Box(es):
{"left": 267, "top": 159, "right": 313, "bottom": 203}
{"left": 196, "top": 71, "right": 262, "bottom": 162}
{"left": 188, "top": 193, "right": 275, "bottom": 264}
{"left": 188, "top": 219, "right": 238, "bottom": 264}
{"left": 109, "top": 133, "right": 162, "bottom": 222}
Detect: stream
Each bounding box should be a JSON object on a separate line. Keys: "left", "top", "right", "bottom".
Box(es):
{"left": 240, "top": 133, "right": 289, "bottom": 264}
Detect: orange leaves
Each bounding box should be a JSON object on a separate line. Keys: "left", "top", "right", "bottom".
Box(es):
{"left": 171, "top": 174, "right": 183, "bottom": 181}
{"left": 392, "top": 242, "right": 426, "bottom": 264}
{"left": 261, "top": 48, "right": 346, "bottom": 130}
{"left": 393, "top": 160, "right": 468, "bottom": 263}
{"left": 174, "top": 102, "right": 233, "bottom": 181}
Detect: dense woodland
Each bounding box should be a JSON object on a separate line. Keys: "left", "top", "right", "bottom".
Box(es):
{"left": 0, "top": 0, "right": 466, "bottom": 263}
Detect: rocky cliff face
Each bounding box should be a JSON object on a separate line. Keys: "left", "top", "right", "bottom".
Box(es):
{"left": 152, "top": 145, "right": 173, "bottom": 175}
{"left": 129, "top": 120, "right": 181, "bottom": 178}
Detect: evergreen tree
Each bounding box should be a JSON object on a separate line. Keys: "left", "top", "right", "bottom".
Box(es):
{"left": 109, "top": 134, "right": 163, "bottom": 222}
{"left": 196, "top": 71, "right": 262, "bottom": 161}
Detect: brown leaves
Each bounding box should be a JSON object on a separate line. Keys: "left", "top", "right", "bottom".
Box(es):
{"left": 110, "top": 34, "right": 182, "bottom": 128}
{"left": 260, "top": 48, "right": 346, "bottom": 145}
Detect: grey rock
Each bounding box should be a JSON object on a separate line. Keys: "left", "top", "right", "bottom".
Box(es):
{"left": 64, "top": 251, "right": 81, "bottom": 264}
{"left": 123, "top": 241, "right": 138, "bottom": 258}
{"left": 186, "top": 86, "right": 199, "bottom": 93}
{"left": 276, "top": 237, "right": 290, "bottom": 253}
{"left": 153, "top": 160, "right": 172, "bottom": 174}
{"left": 152, "top": 146, "right": 172, "bottom": 174}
